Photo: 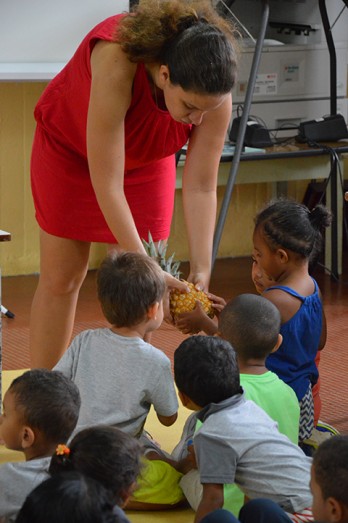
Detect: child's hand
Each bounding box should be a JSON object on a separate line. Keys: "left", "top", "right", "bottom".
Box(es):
{"left": 175, "top": 301, "right": 217, "bottom": 335}
{"left": 206, "top": 293, "right": 226, "bottom": 315}
{"left": 177, "top": 444, "right": 197, "bottom": 474}
{"left": 175, "top": 301, "right": 206, "bottom": 334}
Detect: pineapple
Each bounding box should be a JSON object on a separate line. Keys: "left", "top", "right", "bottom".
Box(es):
{"left": 143, "top": 233, "right": 214, "bottom": 320}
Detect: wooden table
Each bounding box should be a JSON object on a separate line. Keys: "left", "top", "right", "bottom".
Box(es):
{"left": 177, "top": 141, "right": 348, "bottom": 277}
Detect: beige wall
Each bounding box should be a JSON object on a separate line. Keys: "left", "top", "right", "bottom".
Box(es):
{"left": 0, "top": 82, "right": 340, "bottom": 276}
{"left": 0, "top": 82, "right": 107, "bottom": 276}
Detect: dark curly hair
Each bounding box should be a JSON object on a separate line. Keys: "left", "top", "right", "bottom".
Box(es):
{"left": 313, "top": 435, "right": 348, "bottom": 506}
{"left": 117, "top": 0, "right": 239, "bottom": 94}
{"left": 174, "top": 335, "right": 241, "bottom": 407}
{"left": 9, "top": 369, "right": 80, "bottom": 445}
{"left": 15, "top": 472, "right": 119, "bottom": 523}
{"left": 49, "top": 425, "right": 143, "bottom": 505}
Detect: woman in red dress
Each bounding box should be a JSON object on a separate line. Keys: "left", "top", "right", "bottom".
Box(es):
{"left": 30, "top": 0, "right": 238, "bottom": 368}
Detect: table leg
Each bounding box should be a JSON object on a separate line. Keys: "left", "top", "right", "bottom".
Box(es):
{"left": 325, "top": 156, "right": 343, "bottom": 277}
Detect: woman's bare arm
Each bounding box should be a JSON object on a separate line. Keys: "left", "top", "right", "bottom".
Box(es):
{"left": 183, "top": 95, "right": 232, "bottom": 291}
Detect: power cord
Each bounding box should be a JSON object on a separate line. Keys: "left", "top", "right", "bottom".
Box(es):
{"left": 305, "top": 139, "right": 348, "bottom": 281}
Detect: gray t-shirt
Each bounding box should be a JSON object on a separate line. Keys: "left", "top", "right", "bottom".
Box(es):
{"left": 194, "top": 393, "right": 312, "bottom": 513}
{"left": 0, "top": 458, "right": 50, "bottom": 522}
{"left": 54, "top": 328, "right": 178, "bottom": 437}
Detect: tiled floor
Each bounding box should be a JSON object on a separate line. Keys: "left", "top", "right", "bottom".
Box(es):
{"left": 1, "top": 255, "right": 348, "bottom": 433}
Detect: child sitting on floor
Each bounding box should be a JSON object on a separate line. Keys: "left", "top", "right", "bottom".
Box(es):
{"left": 171, "top": 293, "right": 300, "bottom": 516}
{"left": 15, "top": 471, "right": 124, "bottom": 523}
{"left": 219, "top": 293, "right": 300, "bottom": 445}
{"left": 173, "top": 336, "right": 313, "bottom": 523}
{"left": 201, "top": 435, "right": 348, "bottom": 523}
{"left": 0, "top": 369, "right": 80, "bottom": 522}
{"left": 54, "top": 251, "right": 178, "bottom": 439}
{"left": 310, "top": 435, "right": 348, "bottom": 523}
{"left": 53, "top": 251, "right": 184, "bottom": 508}
{"left": 49, "top": 425, "right": 143, "bottom": 521}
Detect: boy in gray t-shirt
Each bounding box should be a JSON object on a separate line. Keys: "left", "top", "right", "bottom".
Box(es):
{"left": 54, "top": 252, "right": 178, "bottom": 438}
{"left": 0, "top": 369, "right": 80, "bottom": 522}
{"left": 174, "top": 336, "right": 313, "bottom": 523}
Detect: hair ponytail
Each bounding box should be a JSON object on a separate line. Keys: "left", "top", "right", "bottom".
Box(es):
{"left": 50, "top": 444, "right": 74, "bottom": 474}
{"left": 49, "top": 426, "right": 142, "bottom": 506}
{"left": 309, "top": 204, "right": 333, "bottom": 231}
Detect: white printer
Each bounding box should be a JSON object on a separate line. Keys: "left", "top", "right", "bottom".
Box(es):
{"left": 221, "top": 0, "right": 348, "bottom": 134}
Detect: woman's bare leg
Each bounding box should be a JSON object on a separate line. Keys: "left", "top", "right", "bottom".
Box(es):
{"left": 30, "top": 229, "right": 91, "bottom": 369}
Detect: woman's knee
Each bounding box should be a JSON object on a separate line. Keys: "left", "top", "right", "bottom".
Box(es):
{"left": 38, "top": 232, "right": 91, "bottom": 296}
{"left": 38, "top": 263, "right": 88, "bottom": 296}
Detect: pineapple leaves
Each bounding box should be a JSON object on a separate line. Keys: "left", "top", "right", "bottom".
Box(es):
{"left": 142, "top": 231, "right": 181, "bottom": 279}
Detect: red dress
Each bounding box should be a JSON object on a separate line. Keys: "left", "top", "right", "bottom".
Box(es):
{"left": 31, "top": 15, "right": 191, "bottom": 243}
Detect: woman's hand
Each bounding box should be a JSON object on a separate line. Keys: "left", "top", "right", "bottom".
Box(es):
{"left": 163, "top": 272, "right": 189, "bottom": 293}
{"left": 187, "top": 271, "right": 211, "bottom": 293}
{"left": 162, "top": 272, "right": 189, "bottom": 325}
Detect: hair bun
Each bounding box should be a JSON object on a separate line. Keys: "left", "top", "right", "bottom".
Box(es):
{"left": 309, "top": 204, "right": 333, "bottom": 230}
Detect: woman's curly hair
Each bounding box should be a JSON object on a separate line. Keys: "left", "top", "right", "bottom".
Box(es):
{"left": 116, "top": 0, "right": 240, "bottom": 94}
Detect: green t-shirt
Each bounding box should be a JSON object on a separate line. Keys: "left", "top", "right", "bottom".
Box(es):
{"left": 241, "top": 371, "right": 300, "bottom": 445}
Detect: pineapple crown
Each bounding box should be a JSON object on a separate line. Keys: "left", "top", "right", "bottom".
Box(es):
{"left": 142, "top": 232, "right": 181, "bottom": 279}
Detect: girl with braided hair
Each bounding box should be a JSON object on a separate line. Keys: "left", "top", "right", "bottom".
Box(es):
{"left": 30, "top": 0, "right": 239, "bottom": 369}
{"left": 252, "top": 197, "right": 332, "bottom": 443}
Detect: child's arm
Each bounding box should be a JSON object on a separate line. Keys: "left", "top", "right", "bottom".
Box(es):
{"left": 146, "top": 443, "right": 197, "bottom": 474}
{"left": 318, "top": 291, "right": 327, "bottom": 350}
{"left": 156, "top": 412, "right": 178, "bottom": 426}
{"left": 195, "top": 483, "right": 224, "bottom": 523}
{"left": 152, "top": 356, "right": 179, "bottom": 427}
{"left": 175, "top": 294, "right": 226, "bottom": 335}
{"left": 175, "top": 301, "right": 218, "bottom": 335}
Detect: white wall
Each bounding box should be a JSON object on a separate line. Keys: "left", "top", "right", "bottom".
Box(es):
{"left": 0, "top": 0, "right": 129, "bottom": 63}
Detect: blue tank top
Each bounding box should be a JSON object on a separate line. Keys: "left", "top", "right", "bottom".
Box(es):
{"left": 265, "top": 278, "right": 321, "bottom": 401}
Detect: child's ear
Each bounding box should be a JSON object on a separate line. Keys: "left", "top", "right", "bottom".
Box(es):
{"left": 277, "top": 248, "right": 288, "bottom": 264}
{"left": 178, "top": 391, "right": 201, "bottom": 411}
{"left": 147, "top": 302, "right": 159, "bottom": 320}
{"left": 178, "top": 390, "right": 189, "bottom": 407}
{"left": 325, "top": 496, "right": 343, "bottom": 522}
{"left": 270, "top": 334, "right": 283, "bottom": 353}
{"left": 21, "top": 426, "right": 35, "bottom": 449}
